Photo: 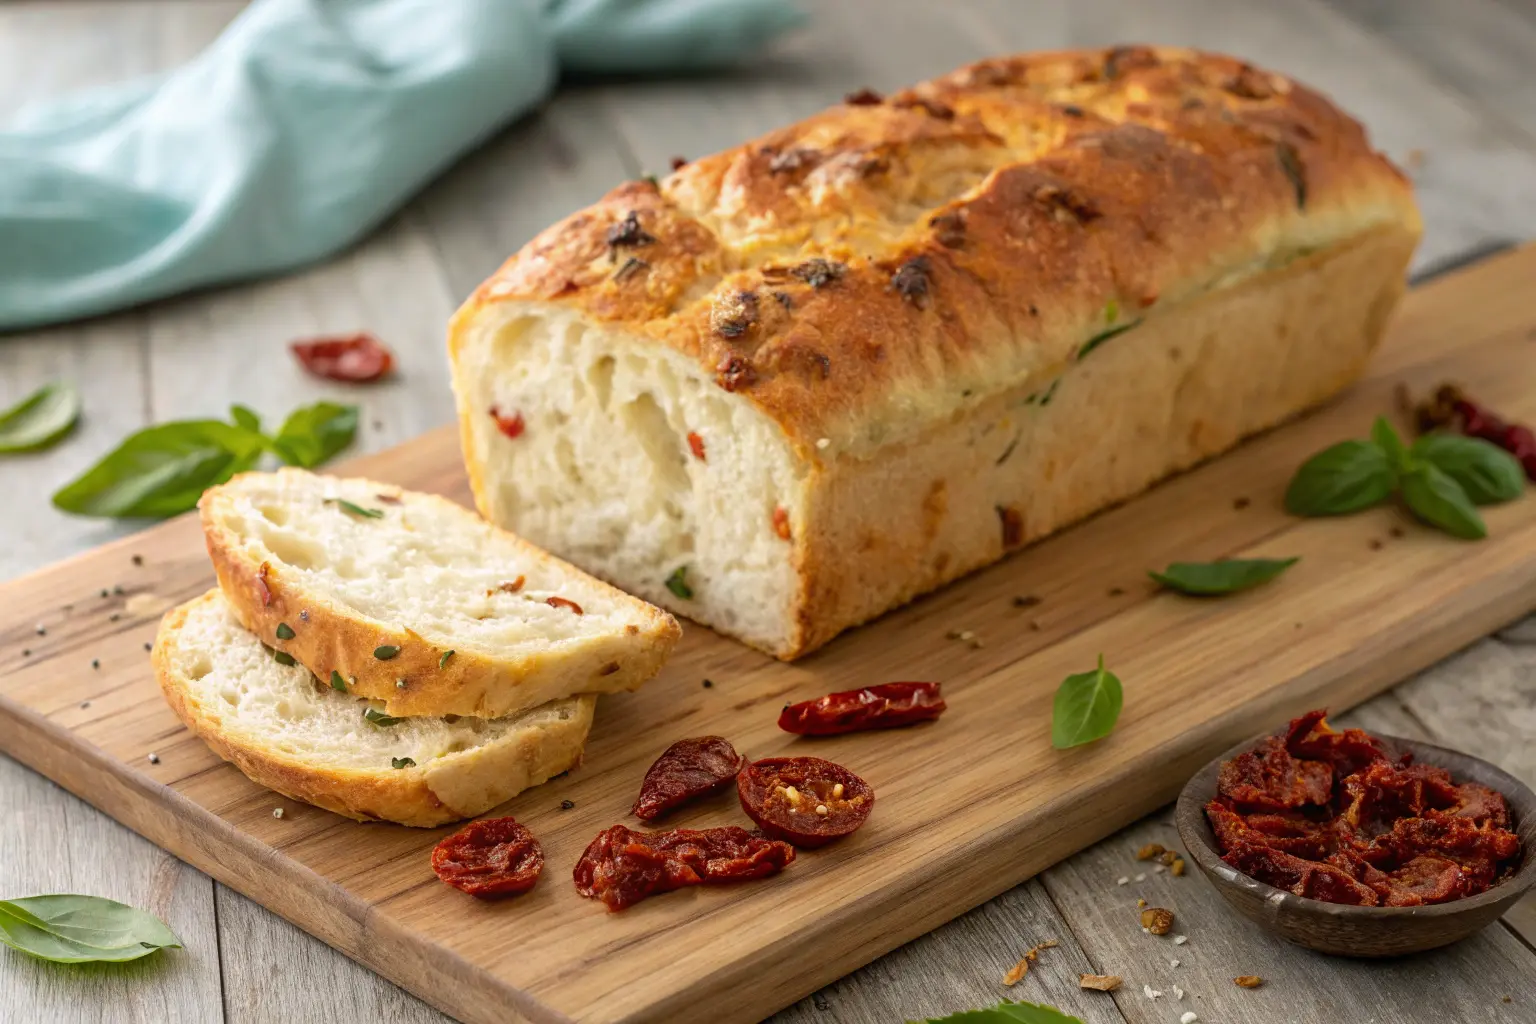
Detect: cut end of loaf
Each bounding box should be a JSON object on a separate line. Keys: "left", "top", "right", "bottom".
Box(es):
{"left": 452, "top": 305, "right": 809, "bottom": 656}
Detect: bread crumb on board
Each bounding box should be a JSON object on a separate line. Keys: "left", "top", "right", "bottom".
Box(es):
{"left": 1079, "top": 974, "right": 1121, "bottom": 991}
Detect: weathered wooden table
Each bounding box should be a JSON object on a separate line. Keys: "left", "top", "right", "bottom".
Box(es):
{"left": 3, "top": 1, "right": 1535, "bottom": 1021}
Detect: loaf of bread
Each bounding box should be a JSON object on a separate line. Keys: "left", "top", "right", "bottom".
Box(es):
{"left": 200, "top": 469, "right": 679, "bottom": 718}
{"left": 154, "top": 591, "right": 596, "bottom": 827}
{"left": 448, "top": 46, "right": 1421, "bottom": 659}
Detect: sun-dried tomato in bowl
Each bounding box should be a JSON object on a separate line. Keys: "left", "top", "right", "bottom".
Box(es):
{"left": 1204, "top": 710, "right": 1523, "bottom": 907}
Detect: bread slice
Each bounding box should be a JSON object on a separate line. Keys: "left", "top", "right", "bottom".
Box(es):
{"left": 199, "top": 469, "right": 680, "bottom": 719}
{"left": 154, "top": 590, "right": 596, "bottom": 827}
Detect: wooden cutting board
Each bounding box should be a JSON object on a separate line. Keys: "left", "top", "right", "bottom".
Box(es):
{"left": 3, "top": 246, "right": 1535, "bottom": 1024}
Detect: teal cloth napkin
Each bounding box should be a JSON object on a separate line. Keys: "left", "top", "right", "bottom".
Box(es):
{"left": 0, "top": 0, "right": 803, "bottom": 332}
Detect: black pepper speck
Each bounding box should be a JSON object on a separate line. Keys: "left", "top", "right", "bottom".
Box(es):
{"left": 131, "top": 554, "right": 144, "bottom": 567}
{"left": 560, "top": 799, "right": 575, "bottom": 811}
{"left": 91, "top": 659, "right": 100, "bottom": 669}
{"left": 702, "top": 678, "right": 714, "bottom": 688}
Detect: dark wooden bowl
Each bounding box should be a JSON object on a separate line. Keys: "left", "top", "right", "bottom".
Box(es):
{"left": 1175, "top": 731, "right": 1536, "bottom": 957}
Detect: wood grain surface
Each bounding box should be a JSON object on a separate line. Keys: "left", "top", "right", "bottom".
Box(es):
{"left": 3, "top": 247, "right": 1536, "bottom": 1024}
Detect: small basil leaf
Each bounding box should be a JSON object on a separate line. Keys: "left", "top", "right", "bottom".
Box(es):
{"left": 275, "top": 623, "right": 295, "bottom": 641}
{"left": 373, "top": 645, "right": 400, "bottom": 660}
{"left": 272, "top": 650, "right": 296, "bottom": 667}
{"left": 665, "top": 566, "right": 693, "bottom": 600}
{"left": 1150, "top": 557, "right": 1299, "bottom": 596}
{"left": 1284, "top": 440, "right": 1396, "bottom": 516}
{"left": 326, "top": 498, "right": 383, "bottom": 519}
{"left": 363, "top": 707, "right": 402, "bottom": 726}
{"left": 271, "top": 402, "right": 358, "bottom": 469}
{"left": 1051, "top": 655, "right": 1123, "bottom": 749}
{"left": 1410, "top": 433, "right": 1525, "bottom": 505}
{"left": 391, "top": 757, "right": 416, "bottom": 769}
{"left": 921, "top": 999, "right": 1085, "bottom": 1023}
{"left": 329, "top": 671, "right": 348, "bottom": 693}
{"left": 1075, "top": 320, "right": 1138, "bottom": 361}
{"left": 1370, "top": 416, "right": 1409, "bottom": 471}
{"left": 438, "top": 650, "right": 455, "bottom": 670}
{"left": 1400, "top": 464, "right": 1486, "bottom": 540}
{"left": 228, "top": 404, "right": 262, "bottom": 435}
{"left": 0, "top": 382, "right": 81, "bottom": 454}
{"left": 0, "top": 895, "right": 180, "bottom": 964}
{"left": 52, "top": 420, "right": 266, "bottom": 518}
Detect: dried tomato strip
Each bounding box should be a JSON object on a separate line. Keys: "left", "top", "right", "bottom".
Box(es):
{"left": 432, "top": 817, "right": 543, "bottom": 898}
{"left": 290, "top": 332, "right": 394, "bottom": 383}
{"left": 778, "top": 682, "right": 945, "bottom": 736}
{"left": 573, "top": 824, "right": 793, "bottom": 911}
{"left": 632, "top": 736, "right": 746, "bottom": 821}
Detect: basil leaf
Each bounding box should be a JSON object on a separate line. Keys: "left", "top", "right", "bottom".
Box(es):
{"left": 0, "top": 382, "right": 81, "bottom": 454}
{"left": 373, "top": 645, "right": 401, "bottom": 660}
{"left": 666, "top": 566, "right": 693, "bottom": 600}
{"left": 52, "top": 420, "right": 266, "bottom": 518}
{"left": 920, "top": 1000, "right": 1085, "bottom": 1023}
{"left": 1150, "top": 557, "right": 1299, "bottom": 596}
{"left": 326, "top": 498, "right": 383, "bottom": 519}
{"left": 271, "top": 402, "right": 358, "bottom": 469}
{"left": 391, "top": 757, "right": 416, "bottom": 769}
{"left": 229, "top": 404, "right": 262, "bottom": 435}
{"left": 1075, "top": 320, "right": 1138, "bottom": 361}
{"left": 329, "top": 671, "right": 348, "bottom": 693}
{"left": 363, "top": 707, "right": 403, "bottom": 726}
{"left": 1401, "top": 464, "right": 1486, "bottom": 540}
{"left": 0, "top": 895, "right": 180, "bottom": 964}
{"left": 1284, "top": 440, "right": 1396, "bottom": 516}
{"left": 438, "top": 650, "right": 455, "bottom": 670}
{"left": 1410, "top": 433, "right": 1525, "bottom": 505}
{"left": 1370, "top": 416, "right": 1409, "bottom": 471}
{"left": 1051, "top": 655, "right": 1123, "bottom": 749}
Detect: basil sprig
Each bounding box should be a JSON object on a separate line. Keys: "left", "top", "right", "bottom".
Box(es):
{"left": 1150, "top": 557, "right": 1298, "bottom": 596}
{"left": 52, "top": 401, "right": 358, "bottom": 519}
{"left": 1286, "top": 417, "right": 1524, "bottom": 539}
{"left": 1051, "top": 655, "right": 1123, "bottom": 749}
{"left": 0, "top": 382, "right": 81, "bottom": 454}
{"left": 923, "top": 999, "right": 1084, "bottom": 1023}
{"left": 0, "top": 894, "right": 180, "bottom": 964}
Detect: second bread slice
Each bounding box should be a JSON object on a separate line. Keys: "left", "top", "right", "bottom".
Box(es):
{"left": 200, "top": 468, "right": 680, "bottom": 719}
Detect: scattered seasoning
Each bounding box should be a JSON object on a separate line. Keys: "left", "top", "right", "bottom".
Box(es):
{"left": 1141, "top": 907, "right": 1174, "bottom": 935}
{"left": 1001, "top": 939, "right": 1058, "bottom": 986}
{"left": 665, "top": 566, "right": 694, "bottom": 600}
{"left": 773, "top": 291, "right": 794, "bottom": 311}
{"left": 90, "top": 658, "right": 99, "bottom": 670}
{"left": 488, "top": 406, "right": 525, "bottom": 440}
{"left": 80, "top": 701, "right": 90, "bottom": 709}
{"left": 143, "top": 642, "right": 152, "bottom": 652}
{"left": 669, "top": 156, "right": 687, "bottom": 171}
{"left": 439, "top": 650, "right": 455, "bottom": 670}
{"left": 147, "top": 753, "right": 160, "bottom": 764}
{"left": 330, "top": 671, "right": 348, "bottom": 693}
{"left": 108, "top": 613, "right": 121, "bottom": 622}
{"left": 272, "top": 807, "right": 285, "bottom": 819}
{"left": 1369, "top": 538, "right": 1385, "bottom": 551}
{"left": 1108, "top": 586, "right": 1125, "bottom": 597}
{"left": 131, "top": 554, "right": 144, "bottom": 567}
{"left": 843, "top": 87, "right": 882, "bottom": 105}
{"left": 702, "top": 679, "right": 714, "bottom": 689}
{"left": 790, "top": 258, "right": 845, "bottom": 288}
{"left": 375, "top": 493, "right": 403, "bottom": 505}
{"left": 1180, "top": 1013, "right": 1198, "bottom": 1024}
{"left": 1134, "top": 873, "right": 1146, "bottom": 882}
{"left": 395, "top": 679, "right": 407, "bottom": 690}
{"left": 768, "top": 147, "right": 818, "bottom": 174}
{"left": 1080, "top": 974, "right": 1122, "bottom": 992}
{"left": 391, "top": 757, "right": 416, "bottom": 769}
{"left": 1390, "top": 525, "right": 1406, "bottom": 538}
{"left": 930, "top": 210, "right": 966, "bottom": 248}
{"left": 888, "top": 256, "right": 933, "bottom": 308}
{"left": 1233, "top": 496, "right": 1251, "bottom": 510}
{"left": 1174, "top": 934, "right": 1188, "bottom": 945}
{"left": 815, "top": 437, "right": 831, "bottom": 450}
{"left": 1012, "top": 595, "right": 1041, "bottom": 609}
{"left": 1234, "top": 976, "right": 1264, "bottom": 988}
{"left": 34, "top": 625, "right": 46, "bottom": 636}
{"left": 560, "top": 799, "right": 576, "bottom": 810}
{"left": 1170, "top": 958, "right": 1180, "bottom": 967}
{"left": 275, "top": 623, "right": 295, "bottom": 640}
{"left": 605, "top": 211, "right": 655, "bottom": 252}
{"left": 1171, "top": 857, "right": 1186, "bottom": 876}
{"left": 1277, "top": 142, "right": 1307, "bottom": 209}
{"left": 547, "top": 596, "right": 584, "bottom": 614}
{"left": 373, "top": 645, "right": 401, "bottom": 660}
{"left": 99, "top": 588, "right": 109, "bottom": 598}
{"left": 1144, "top": 984, "right": 1163, "bottom": 1001}
{"left": 1137, "top": 898, "right": 1147, "bottom": 908}
{"left": 772, "top": 506, "right": 792, "bottom": 541}
{"left": 612, "top": 256, "right": 648, "bottom": 283}
{"left": 995, "top": 432, "right": 1020, "bottom": 465}
{"left": 1159, "top": 849, "right": 1179, "bottom": 865}
{"left": 21, "top": 649, "right": 29, "bottom": 657}
{"left": 498, "top": 576, "right": 526, "bottom": 594}
{"left": 326, "top": 498, "right": 384, "bottom": 519}
{"left": 1117, "top": 876, "right": 1129, "bottom": 886}
{"left": 363, "top": 707, "right": 403, "bottom": 726}
{"left": 687, "top": 431, "right": 707, "bottom": 461}
{"left": 1033, "top": 182, "right": 1102, "bottom": 226}
{"left": 272, "top": 650, "right": 296, "bottom": 667}
{"left": 710, "top": 290, "right": 759, "bottom": 339}
{"left": 1137, "top": 843, "right": 1167, "bottom": 861}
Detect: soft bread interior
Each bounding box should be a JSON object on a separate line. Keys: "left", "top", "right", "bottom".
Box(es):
{"left": 454, "top": 307, "right": 806, "bottom": 652}
{"left": 163, "top": 591, "right": 593, "bottom": 774}
{"left": 205, "top": 470, "right": 657, "bottom": 657}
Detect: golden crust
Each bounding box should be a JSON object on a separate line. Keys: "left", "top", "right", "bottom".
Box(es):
{"left": 451, "top": 46, "right": 1418, "bottom": 457}
{"left": 153, "top": 592, "right": 596, "bottom": 828}
{"left": 200, "top": 472, "right": 681, "bottom": 719}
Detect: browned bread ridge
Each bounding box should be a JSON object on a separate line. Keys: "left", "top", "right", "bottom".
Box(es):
{"left": 449, "top": 46, "right": 1422, "bottom": 659}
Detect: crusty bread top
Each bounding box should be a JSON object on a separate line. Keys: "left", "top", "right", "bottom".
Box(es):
{"left": 452, "top": 46, "right": 1419, "bottom": 458}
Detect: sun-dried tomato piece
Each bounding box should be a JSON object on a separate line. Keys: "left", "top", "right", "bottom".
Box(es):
{"left": 489, "top": 406, "right": 525, "bottom": 439}
{"left": 1217, "top": 736, "right": 1332, "bottom": 811}
{"left": 778, "top": 682, "right": 945, "bottom": 736}
{"left": 290, "top": 332, "right": 395, "bottom": 383}
{"left": 1205, "top": 800, "right": 1332, "bottom": 859}
{"left": 632, "top": 736, "right": 746, "bottom": 821}
{"left": 1224, "top": 842, "right": 1380, "bottom": 906}
{"left": 1379, "top": 811, "right": 1522, "bottom": 868}
{"left": 572, "top": 824, "right": 793, "bottom": 911}
{"left": 1284, "top": 710, "right": 1385, "bottom": 777}
{"left": 1336, "top": 761, "right": 1461, "bottom": 832}
{"left": 772, "top": 506, "right": 792, "bottom": 541}
{"left": 1446, "top": 782, "right": 1510, "bottom": 828}
{"left": 431, "top": 817, "right": 543, "bottom": 898}
{"left": 1370, "top": 855, "right": 1470, "bottom": 907}
{"left": 686, "top": 431, "right": 707, "bottom": 461}
{"left": 737, "top": 756, "right": 873, "bottom": 848}
{"left": 546, "top": 596, "right": 583, "bottom": 614}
